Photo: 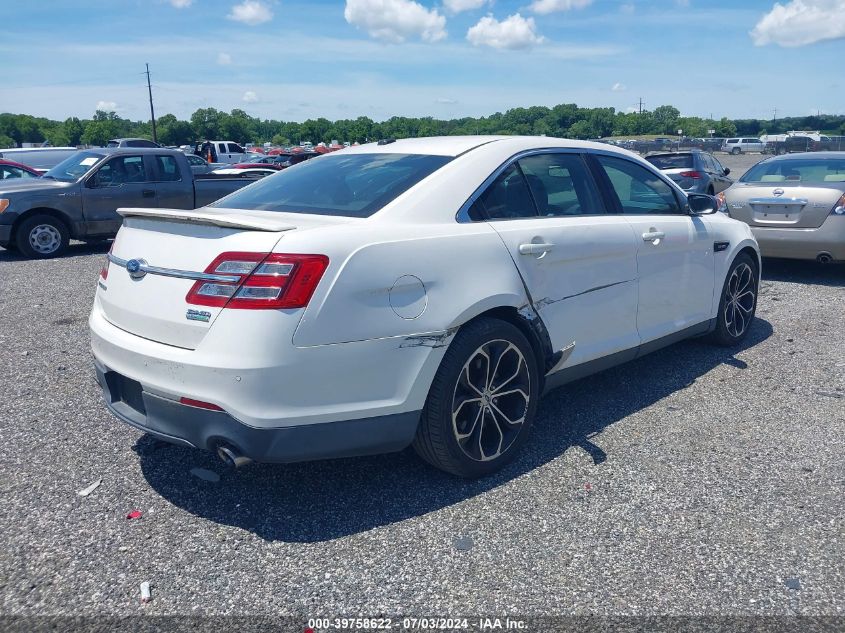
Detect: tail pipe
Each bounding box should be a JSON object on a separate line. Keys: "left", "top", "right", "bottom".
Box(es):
{"left": 816, "top": 252, "right": 833, "bottom": 264}
{"left": 217, "top": 444, "right": 253, "bottom": 468}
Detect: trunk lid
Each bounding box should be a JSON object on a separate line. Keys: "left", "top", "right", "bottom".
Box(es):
{"left": 660, "top": 168, "right": 698, "bottom": 191}
{"left": 726, "top": 182, "right": 843, "bottom": 229}
{"left": 99, "top": 208, "right": 296, "bottom": 349}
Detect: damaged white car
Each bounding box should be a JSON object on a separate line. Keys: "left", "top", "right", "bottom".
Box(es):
{"left": 90, "top": 136, "right": 760, "bottom": 477}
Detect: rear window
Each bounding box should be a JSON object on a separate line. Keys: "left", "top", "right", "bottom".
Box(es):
{"left": 741, "top": 158, "right": 845, "bottom": 183}
{"left": 210, "top": 153, "right": 453, "bottom": 218}
{"left": 646, "top": 154, "right": 693, "bottom": 169}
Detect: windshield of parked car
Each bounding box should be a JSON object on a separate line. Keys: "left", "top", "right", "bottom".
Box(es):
{"left": 740, "top": 158, "right": 845, "bottom": 183}
{"left": 210, "top": 153, "right": 453, "bottom": 217}
{"left": 42, "top": 151, "right": 105, "bottom": 182}
{"left": 646, "top": 154, "right": 694, "bottom": 169}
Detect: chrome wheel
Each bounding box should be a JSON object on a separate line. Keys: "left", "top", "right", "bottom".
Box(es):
{"left": 28, "top": 224, "right": 61, "bottom": 255}
{"left": 451, "top": 339, "right": 530, "bottom": 462}
{"left": 723, "top": 262, "right": 755, "bottom": 338}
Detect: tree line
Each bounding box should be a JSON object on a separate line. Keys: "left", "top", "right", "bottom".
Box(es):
{"left": 2, "top": 105, "right": 844, "bottom": 149}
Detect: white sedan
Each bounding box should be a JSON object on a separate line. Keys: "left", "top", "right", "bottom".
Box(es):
{"left": 90, "top": 136, "right": 760, "bottom": 477}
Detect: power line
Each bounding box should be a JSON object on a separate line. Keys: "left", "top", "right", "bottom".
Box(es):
{"left": 145, "top": 63, "right": 157, "bottom": 144}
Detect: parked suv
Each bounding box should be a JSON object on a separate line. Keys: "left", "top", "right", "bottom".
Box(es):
{"left": 721, "top": 138, "right": 765, "bottom": 154}
{"left": 106, "top": 138, "right": 161, "bottom": 148}
{"left": 645, "top": 150, "right": 732, "bottom": 194}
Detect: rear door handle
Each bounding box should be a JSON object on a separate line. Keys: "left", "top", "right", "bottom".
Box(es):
{"left": 142, "top": 189, "right": 155, "bottom": 198}
{"left": 518, "top": 242, "right": 555, "bottom": 255}
{"left": 642, "top": 231, "right": 665, "bottom": 243}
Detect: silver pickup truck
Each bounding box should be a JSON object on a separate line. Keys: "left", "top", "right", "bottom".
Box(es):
{"left": 0, "top": 148, "right": 259, "bottom": 258}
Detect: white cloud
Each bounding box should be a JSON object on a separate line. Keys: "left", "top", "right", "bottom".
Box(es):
{"left": 620, "top": 3, "right": 634, "bottom": 14}
{"left": 467, "top": 13, "right": 544, "bottom": 49}
{"left": 217, "top": 52, "right": 233, "bottom": 65}
{"left": 751, "top": 0, "right": 845, "bottom": 47}
{"left": 612, "top": 82, "right": 626, "bottom": 91}
{"left": 435, "top": 97, "right": 458, "bottom": 103}
{"left": 227, "top": 0, "right": 274, "bottom": 26}
{"left": 170, "top": 0, "right": 193, "bottom": 7}
{"left": 344, "top": 0, "right": 447, "bottom": 43}
{"left": 443, "top": 0, "right": 488, "bottom": 13}
{"left": 528, "top": 0, "right": 592, "bottom": 15}
{"left": 242, "top": 91, "right": 259, "bottom": 102}
{"left": 675, "top": 0, "right": 690, "bottom": 7}
{"left": 96, "top": 100, "right": 118, "bottom": 112}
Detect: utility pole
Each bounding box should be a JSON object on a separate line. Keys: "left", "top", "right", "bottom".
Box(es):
{"left": 145, "top": 63, "right": 157, "bottom": 144}
{"left": 638, "top": 97, "right": 644, "bottom": 115}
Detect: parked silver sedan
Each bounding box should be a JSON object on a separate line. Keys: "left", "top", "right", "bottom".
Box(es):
{"left": 720, "top": 152, "right": 845, "bottom": 263}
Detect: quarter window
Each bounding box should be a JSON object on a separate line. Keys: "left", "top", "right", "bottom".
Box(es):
{"left": 517, "top": 154, "right": 605, "bottom": 216}
{"left": 595, "top": 155, "right": 682, "bottom": 215}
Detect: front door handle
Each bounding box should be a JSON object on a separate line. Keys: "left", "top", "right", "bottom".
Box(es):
{"left": 142, "top": 189, "right": 155, "bottom": 198}
{"left": 518, "top": 242, "right": 555, "bottom": 256}
{"left": 642, "top": 230, "right": 665, "bottom": 244}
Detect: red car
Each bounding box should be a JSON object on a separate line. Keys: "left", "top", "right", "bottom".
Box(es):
{"left": 0, "top": 159, "right": 41, "bottom": 180}
{"left": 231, "top": 162, "right": 283, "bottom": 171}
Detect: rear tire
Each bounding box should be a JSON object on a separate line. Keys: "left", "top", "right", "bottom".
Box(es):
{"left": 16, "top": 214, "right": 69, "bottom": 259}
{"left": 731, "top": 147, "right": 741, "bottom": 155}
{"left": 710, "top": 253, "right": 758, "bottom": 346}
{"left": 413, "top": 317, "right": 540, "bottom": 477}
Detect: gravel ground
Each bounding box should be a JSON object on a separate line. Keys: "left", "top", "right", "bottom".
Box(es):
{"left": 0, "top": 157, "right": 843, "bottom": 621}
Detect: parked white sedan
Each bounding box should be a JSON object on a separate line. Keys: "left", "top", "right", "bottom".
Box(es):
{"left": 90, "top": 136, "right": 760, "bottom": 477}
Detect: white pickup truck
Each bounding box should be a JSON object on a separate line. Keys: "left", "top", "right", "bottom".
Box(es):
{"left": 194, "top": 141, "right": 250, "bottom": 164}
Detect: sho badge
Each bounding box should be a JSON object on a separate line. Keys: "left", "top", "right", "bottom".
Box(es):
{"left": 186, "top": 309, "right": 211, "bottom": 323}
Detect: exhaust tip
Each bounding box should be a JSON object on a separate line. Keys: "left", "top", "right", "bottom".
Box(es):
{"left": 816, "top": 252, "right": 834, "bottom": 264}
{"left": 217, "top": 444, "right": 253, "bottom": 468}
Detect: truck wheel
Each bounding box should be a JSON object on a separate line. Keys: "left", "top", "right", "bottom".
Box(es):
{"left": 413, "top": 317, "right": 540, "bottom": 477}
{"left": 710, "top": 253, "right": 758, "bottom": 346}
{"left": 16, "top": 214, "right": 69, "bottom": 259}
{"left": 731, "top": 147, "right": 741, "bottom": 155}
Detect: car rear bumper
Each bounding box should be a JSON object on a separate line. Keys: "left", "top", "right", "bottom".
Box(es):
{"left": 94, "top": 358, "right": 421, "bottom": 463}
{"left": 751, "top": 216, "right": 845, "bottom": 261}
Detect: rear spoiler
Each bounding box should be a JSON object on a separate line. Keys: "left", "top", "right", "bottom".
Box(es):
{"left": 117, "top": 207, "right": 297, "bottom": 232}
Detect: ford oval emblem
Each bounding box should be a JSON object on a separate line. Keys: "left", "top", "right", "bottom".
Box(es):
{"left": 126, "top": 258, "right": 147, "bottom": 279}
{"left": 772, "top": 188, "right": 784, "bottom": 197}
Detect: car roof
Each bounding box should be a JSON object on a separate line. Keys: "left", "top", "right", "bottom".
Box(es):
{"left": 338, "top": 135, "right": 639, "bottom": 158}
{"left": 80, "top": 147, "right": 182, "bottom": 155}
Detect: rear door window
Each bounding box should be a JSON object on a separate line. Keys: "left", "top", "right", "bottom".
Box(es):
{"left": 517, "top": 153, "right": 605, "bottom": 216}
{"left": 468, "top": 163, "right": 537, "bottom": 221}
{"left": 154, "top": 155, "right": 182, "bottom": 181}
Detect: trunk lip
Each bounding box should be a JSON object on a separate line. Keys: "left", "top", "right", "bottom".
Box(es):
{"left": 117, "top": 207, "right": 298, "bottom": 232}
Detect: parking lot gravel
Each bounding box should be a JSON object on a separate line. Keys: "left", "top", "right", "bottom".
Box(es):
{"left": 0, "top": 153, "right": 843, "bottom": 620}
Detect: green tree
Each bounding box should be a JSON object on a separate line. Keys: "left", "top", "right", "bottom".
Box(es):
{"left": 157, "top": 114, "right": 195, "bottom": 145}
{"left": 715, "top": 117, "right": 737, "bottom": 137}
{"left": 652, "top": 105, "right": 681, "bottom": 135}
{"left": 190, "top": 108, "right": 222, "bottom": 140}
{"left": 0, "top": 134, "right": 15, "bottom": 148}
{"left": 63, "top": 117, "right": 84, "bottom": 146}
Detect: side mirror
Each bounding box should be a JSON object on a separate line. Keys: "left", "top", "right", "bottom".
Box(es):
{"left": 687, "top": 193, "right": 718, "bottom": 215}
{"left": 723, "top": 167, "right": 731, "bottom": 176}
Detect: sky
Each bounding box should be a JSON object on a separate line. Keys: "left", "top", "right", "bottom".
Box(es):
{"left": 1, "top": 0, "right": 843, "bottom": 123}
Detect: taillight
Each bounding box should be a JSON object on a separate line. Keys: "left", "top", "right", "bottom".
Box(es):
{"left": 185, "top": 252, "right": 329, "bottom": 310}
{"left": 679, "top": 171, "right": 702, "bottom": 179}
{"left": 100, "top": 242, "right": 113, "bottom": 280}
{"left": 832, "top": 193, "right": 845, "bottom": 216}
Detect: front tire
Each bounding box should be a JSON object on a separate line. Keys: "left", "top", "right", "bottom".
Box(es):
{"left": 16, "top": 214, "right": 69, "bottom": 259}
{"left": 710, "top": 253, "right": 758, "bottom": 346}
{"left": 413, "top": 318, "right": 540, "bottom": 477}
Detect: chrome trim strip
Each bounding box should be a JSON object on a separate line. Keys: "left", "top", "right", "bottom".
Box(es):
{"left": 748, "top": 197, "right": 808, "bottom": 205}
{"left": 108, "top": 253, "right": 241, "bottom": 283}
